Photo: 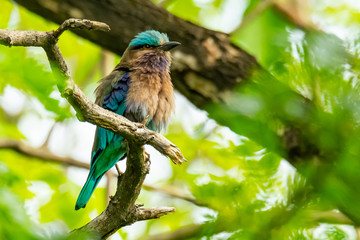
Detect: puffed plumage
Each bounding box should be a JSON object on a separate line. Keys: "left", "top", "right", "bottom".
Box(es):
{"left": 75, "top": 30, "right": 180, "bottom": 210}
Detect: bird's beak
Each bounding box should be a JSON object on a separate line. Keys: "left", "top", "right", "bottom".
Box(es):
{"left": 159, "top": 41, "right": 181, "bottom": 51}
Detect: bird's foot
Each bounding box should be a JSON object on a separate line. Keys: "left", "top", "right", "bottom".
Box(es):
{"left": 144, "top": 151, "right": 151, "bottom": 164}
{"left": 141, "top": 115, "right": 150, "bottom": 127}
{"left": 144, "top": 151, "right": 151, "bottom": 173}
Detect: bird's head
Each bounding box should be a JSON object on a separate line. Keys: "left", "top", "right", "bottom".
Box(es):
{"left": 128, "top": 30, "right": 180, "bottom": 52}
{"left": 120, "top": 30, "right": 180, "bottom": 71}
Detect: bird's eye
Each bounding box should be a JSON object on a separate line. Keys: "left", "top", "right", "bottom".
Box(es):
{"left": 145, "top": 44, "right": 151, "bottom": 48}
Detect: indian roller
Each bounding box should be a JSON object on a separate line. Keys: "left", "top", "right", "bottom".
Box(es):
{"left": 75, "top": 30, "right": 180, "bottom": 210}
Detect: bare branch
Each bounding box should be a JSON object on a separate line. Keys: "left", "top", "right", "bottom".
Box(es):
{"left": 0, "top": 139, "right": 89, "bottom": 169}
{"left": 136, "top": 207, "right": 176, "bottom": 221}
{"left": 41, "top": 122, "right": 57, "bottom": 148}
{"left": 53, "top": 18, "right": 110, "bottom": 39}
{"left": 0, "top": 30, "right": 49, "bottom": 47}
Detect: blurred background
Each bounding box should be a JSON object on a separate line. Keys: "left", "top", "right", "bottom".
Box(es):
{"left": 1, "top": 0, "right": 360, "bottom": 239}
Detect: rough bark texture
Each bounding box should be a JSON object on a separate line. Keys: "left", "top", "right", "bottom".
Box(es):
{"left": 13, "top": 0, "right": 259, "bottom": 108}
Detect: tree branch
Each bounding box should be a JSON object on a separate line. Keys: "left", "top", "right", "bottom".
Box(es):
{"left": 76, "top": 139, "right": 151, "bottom": 238}
{"left": 0, "top": 139, "right": 89, "bottom": 169}
{"left": 136, "top": 206, "right": 176, "bottom": 221}
{"left": 52, "top": 18, "right": 110, "bottom": 39}
{"left": 0, "top": 18, "right": 185, "bottom": 239}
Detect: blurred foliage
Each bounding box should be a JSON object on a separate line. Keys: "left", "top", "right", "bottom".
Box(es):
{"left": 1, "top": 0, "right": 360, "bottom": 240}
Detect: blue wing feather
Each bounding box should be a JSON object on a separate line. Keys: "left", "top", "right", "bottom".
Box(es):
{"left": 92, "top": 72, "right": 130, "bottom": 160}
{"left": 75, "top": 72, "right": 130, "bottom": 210}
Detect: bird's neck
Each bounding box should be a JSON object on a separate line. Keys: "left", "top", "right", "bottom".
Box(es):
{"left": 130, "top": 51, "right": 171, "bottom": 74}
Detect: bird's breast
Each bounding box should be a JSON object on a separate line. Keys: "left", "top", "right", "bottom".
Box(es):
{"left": 125, "top": 71, "right": 174, "bottom": 131}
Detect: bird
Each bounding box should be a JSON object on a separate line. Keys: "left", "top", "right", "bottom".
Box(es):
{"left": 75, "top": 30, "right": 180, "bottom": 210}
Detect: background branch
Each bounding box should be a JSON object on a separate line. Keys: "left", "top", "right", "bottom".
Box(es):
{"left": 0, "top": 139, "right": 89, "bottom": 169}
{"left": 0, "top": 139, "right": 205, "bottom": 208}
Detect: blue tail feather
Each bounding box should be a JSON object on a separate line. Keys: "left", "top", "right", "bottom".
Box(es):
{"left": 75, "top": 136, "right": 126, "bottom": 210}
{"left": 75, "top": 171, "right": 103, "bottom": 210}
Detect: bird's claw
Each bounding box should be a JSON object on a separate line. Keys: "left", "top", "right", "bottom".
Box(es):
{"left": 141, "top": 115, "right": 150, "bottom": 127}
{"left": 144, "top": 151, "right": 151, "bottom": 173}
{"left": 144, "top": 151, "right": 151, "bottom": 164}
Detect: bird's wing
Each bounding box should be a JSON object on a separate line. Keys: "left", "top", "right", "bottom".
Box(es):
{"left": 91, "top": 71, "right": 130, "bottom": 166}
{"left": 94, "top": 70, "right": 127, "bottom": 106}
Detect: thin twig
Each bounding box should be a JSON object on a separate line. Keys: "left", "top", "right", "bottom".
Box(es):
{"left": 41, "top": 122, "right": 57, "bottom": 148}
{"left": 115, "top": 163, "right": 123, "bottom": 176}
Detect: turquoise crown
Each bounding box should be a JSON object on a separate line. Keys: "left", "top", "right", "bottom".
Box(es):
{"left": 129, "top": 30, "right": 169, "bottom": 47}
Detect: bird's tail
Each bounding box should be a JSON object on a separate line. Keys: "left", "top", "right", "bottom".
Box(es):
{"left": 75, "top": 170, "right": 103, "bottom": 210}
